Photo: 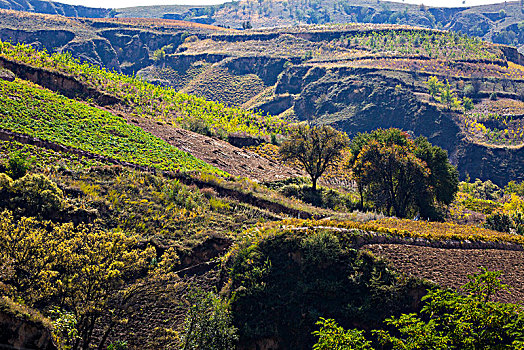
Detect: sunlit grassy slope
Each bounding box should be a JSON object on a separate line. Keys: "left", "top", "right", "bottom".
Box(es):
{"left": 0, "top": 41, "right": 287, "bottom": 138}
{"left": 0, "top": 78, "right": 225, "bottom": 175}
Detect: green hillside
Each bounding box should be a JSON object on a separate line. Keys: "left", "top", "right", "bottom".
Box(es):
{"left": 0, "top": 40, "right": 286, "bottom": 139}
{"left": 1, "top": 9, "right": 524, "bottom": 350}
{"left": 0, "top": 78, "right": 224, "bottom": 175}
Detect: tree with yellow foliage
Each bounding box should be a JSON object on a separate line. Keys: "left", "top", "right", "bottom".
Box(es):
{"left": 0, "top": 211, "right": 155, "bottom": 349}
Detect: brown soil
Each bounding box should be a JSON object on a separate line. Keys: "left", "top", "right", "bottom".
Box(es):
{"left": 362, "top": 244, "right": 524, "bottom": 304}
{"left": 126, "top": 116, "right": 302, "bottom": 181}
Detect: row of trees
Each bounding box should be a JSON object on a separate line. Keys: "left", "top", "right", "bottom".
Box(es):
{"left": 426, "top": 76, "right": 474, "bottom": 111}
{"left": 280, "top": 125, "right": 458, "bottom": 218}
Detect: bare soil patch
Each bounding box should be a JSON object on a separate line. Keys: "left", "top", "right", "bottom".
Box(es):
{"left": 128, "top": 117, "right": 302, "bottom": 181}
{"left": 362, "top": 244, "right": 524, "bottom": 304}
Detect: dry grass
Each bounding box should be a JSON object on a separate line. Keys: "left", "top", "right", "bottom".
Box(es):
{"left": 89, "top": 17, "right": 232, "bottom": 31}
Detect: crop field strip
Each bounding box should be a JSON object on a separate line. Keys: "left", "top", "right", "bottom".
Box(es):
{"left": 0, "top": 78, "right": 225, "bottom": 175}
{"left": 88, "top": 17, "right": 232, "bottom": 31}
{"left": 257, "top": 217, "right": 524, "bottom": 245}
{"left": 0, "top": 140, "right": 111, "bottom": 171}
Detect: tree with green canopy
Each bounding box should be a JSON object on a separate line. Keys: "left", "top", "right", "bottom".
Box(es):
{"left": 280, "top": 124, "right": 349, "bottom": 191}
{"left": 348, "top": 128, "right": 458, "bottom": 218}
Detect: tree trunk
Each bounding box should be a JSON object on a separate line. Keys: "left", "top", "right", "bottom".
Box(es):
{"left": 98, "top": 320, "right": 116, "bottom": 350}
{"left": 358, "top": 182, "right": 364, "bottom": 210}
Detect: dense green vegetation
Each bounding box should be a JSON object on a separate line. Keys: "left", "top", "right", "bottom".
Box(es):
{"left": 0, "top": 78, "right": 223, "bottom": 175}
{"left": 178, "top": 288, "right": 238, "bottom": 350}
{"left": 313, "top": 269, "right": 524, "bottom": 349}
{"left": 224, "top": 226, "right": 430, "bottom": 349}
{"left": 349, "top": 128, "right": 459, "bottom": 219}
{"left": 279, "top": 124, "right": 349, "bottom": 191}
{"left": 0, "top": 140, "right": 110, "bottom": 171}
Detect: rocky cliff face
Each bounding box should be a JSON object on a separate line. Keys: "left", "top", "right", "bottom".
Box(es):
{"left": 0, "top": 28, "right": 75, "bottom": 52}
{"left": 0, "top": 57, "right": 119, "bottom": 105}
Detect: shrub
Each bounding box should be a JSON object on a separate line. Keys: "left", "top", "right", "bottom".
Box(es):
{"left": 312, "top": 318, "right": 372, "bottom": 350}
{"left": 464, "top": 83, "right": 476, "bottom": 98}
{"left": 0, "top": 173, "right": 13, "bottom": 207}
{"left": 504, "top": 180, "right": 524, "bottom": 196}
{"left": 279, "top": 184, "right": 357, "bottom": 211}
{"left": 178, "top": 288, "right": 238, "bottom": 350}
{"left": 490, "top": 92, "right": 498, "bottom": 100}
{"left": 461, "top": 179, "right": 502, "bottom": 201}
{"left": 3, "top": 173, "right": 64, "bottom": 220}
{"left": 512, "top": 211, "right": 524, "bottom": 235}
{"left": 5, "top": 150, "right": 33, "bottom": 180}
{"left": 484, "top": 212, "right": 513, "bottom": 233}
{"left": 463, "top": 97, "right": 474, "bottom": 111}
{"left": 107, "top": 341, "right": 128, "bottom": 350}
{"left": 313, "top": 269, "right": 524, "bottom": 350}
{"left": 209, "top": 197, "right": 231, "bottom": 211}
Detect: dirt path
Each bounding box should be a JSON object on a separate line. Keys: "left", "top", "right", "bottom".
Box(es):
{"left": 362, "top": 244, "right": 524, "bottom": 304}
{"left": 126, "top": 117, "right": 302, "bottom": 182}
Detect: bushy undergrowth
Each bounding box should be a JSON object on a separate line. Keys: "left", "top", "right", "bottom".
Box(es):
{"left": 313, "top": 269, "right": 524, "bottom": 350}
{"left": 266, "top": 178, "right": 359, "bottom": 211}
{"left": 0, "top": 172, "right": 64, "bottom": 220}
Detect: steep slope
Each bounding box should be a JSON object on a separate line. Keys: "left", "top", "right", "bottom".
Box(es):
{"left": 0, "top": 39, "right": 301, "bottom": 182}
{"left": 0, "top": 77, "right": 223, "bottom": 175}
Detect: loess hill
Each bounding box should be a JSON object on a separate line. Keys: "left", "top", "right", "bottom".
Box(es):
{"left": 6, "top": 0, "right": 524, "bottom": 53}
{"left": 1, "top": 10, "right": 524, "bottom": 350}
{"left": 2, "top": 10, "right": 524, "bottom": 184}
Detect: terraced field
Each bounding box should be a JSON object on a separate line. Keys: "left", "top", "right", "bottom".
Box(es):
{"left": 181, "top": 65, "right": 267, "bottom": 106}
{"left": 0, "top": 78, "right": 224, "bottom": 174}
{"left": 0, "top": 40, "right": 287, "bottom": 138}
{"left": 0, "top": 140, "right": 110, "bottom": 170}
